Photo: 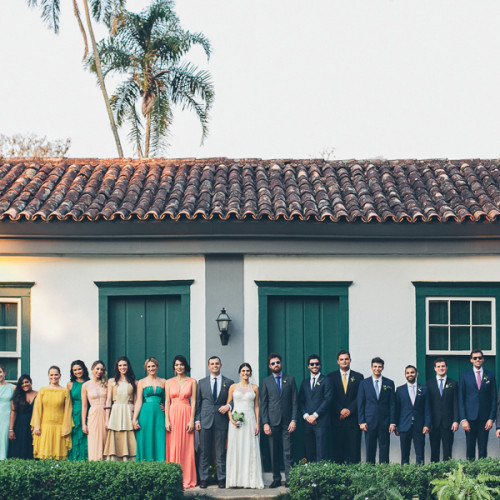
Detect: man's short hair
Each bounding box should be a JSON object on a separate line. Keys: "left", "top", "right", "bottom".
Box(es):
{"left": 371, "top": 357, "right": 384, "bottom": 366}
{"left": 405, "top": 364, "right": 417, "bottom": 372}
{"left": 470, "top": 349, "right": 484, "bottom": 358}
{"left": 307, "top": 354, "right": 321, "bottom": 365}
{"left": 268, "top": 352, "right": 282, "bottom": 364}
{"left": 207, "top": 356, "right": 221, "bottom": 364}
{"left": 337, "top": 350, "right": 351, "bottom": 360}
{"left": 433, "top": 357, "right": 447, "bottom": 367}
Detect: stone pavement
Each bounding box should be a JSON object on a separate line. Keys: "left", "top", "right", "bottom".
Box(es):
{"left": 184, "top": 473, "right": 289, "bottom": 499}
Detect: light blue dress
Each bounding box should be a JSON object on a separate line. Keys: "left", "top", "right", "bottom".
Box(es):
{"left": 0, "top": 384, "right": 14, "bottom": 459}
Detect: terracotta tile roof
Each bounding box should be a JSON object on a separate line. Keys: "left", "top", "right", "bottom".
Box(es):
{"left": 0, "top": 158, "right": 500, "bottom": 223}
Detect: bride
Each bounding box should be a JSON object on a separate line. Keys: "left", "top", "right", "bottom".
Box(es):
{"left": 225, "top": 363, "right": 264, "bottom": 489}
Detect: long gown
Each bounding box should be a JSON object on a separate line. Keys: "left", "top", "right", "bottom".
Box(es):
{"left": 166, "top": 378, "right": 196, "bottom": 489}
{"left": 68, "top": 381, "right": 87, "bottom": 460}
{"left": 0, "top": 384, "right": 14, "bottom": 459}
{"left": 84, "top": 380, "right": 107, "bottom": 461}
{"left": 8, "top": 397, "right": 35, "bottom": 459}
{"left": 104, "top": 382, "right": 136, "bottom": 461}
{"left": 226, "top": 384, "right": 264, "bottom": 489}
{"left": 31, "top": 387, "right": 73, "bottom": 460}
{"left": 136, "top": 385, "right": 166, "bottom": 461}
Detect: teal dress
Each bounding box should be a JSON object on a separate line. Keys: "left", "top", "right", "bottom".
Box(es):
{"left": 0, "top": 384, "right": 14, "bottom": 460}
{"left": 68, "top": 381, "right": 87, "bottom": 460}
{"left": 136, "top": 386, "right": 166, "bottom": 461}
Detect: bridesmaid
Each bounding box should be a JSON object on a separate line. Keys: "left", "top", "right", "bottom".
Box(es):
{"left": 8, "top": 374, "right": 37, "bottom": 459}
{"left": 31, "top": 365, "right": 73, "bottom": 460}
{"left": 67, "top": 360, "right": 89, "bottom": 460}
{"left": 104, "top": 356, "right": 137, "bottom": 461}
{"left": 0, "top": 365, "right": 15, "bottom": 459}
{"left": 165, "top": 355, "right": 197, "bottom": 489}
{"left": 82, "top": 360, "right": 108, "bottom": 460}
{"left": 133, "top": 357, "right": 166, "bottom": 461}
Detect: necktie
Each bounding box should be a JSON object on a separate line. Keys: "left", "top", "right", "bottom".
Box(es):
{"left": 410, "top": 385, "right": 416, "bottom": 405}
{"left": 342, "top": 372, "right": 347, "bottom": 394}
{"left": 375, "top": 379, "right": 380, "bottom": 399}
{"left": 213, "top": 377, "right": 218, "bottom": 402}
{"left": 276, "top": 375, "right": 281, "bottom": 394}
{"left": 476, "top": 371, "right": 481, "bottom": 390}
{"left": 311, "top": 377, "right": 316, "bottom": 391}
{"left": 439, "top": 378, "right": 444, "bottom": 396}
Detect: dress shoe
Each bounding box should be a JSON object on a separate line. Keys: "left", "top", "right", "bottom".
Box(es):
{"left": 199, "top": 480, "right": 207, "bottom": 489}
{"left": 269, "top": 479, "right": 282, "bottom": 488}
{"left": 218, "top": 480, "right": 226, "bottom": 488}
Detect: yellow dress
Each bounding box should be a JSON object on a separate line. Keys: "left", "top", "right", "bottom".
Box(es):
{"left": 31, "top": 387, "right": 73, "bottom": 459}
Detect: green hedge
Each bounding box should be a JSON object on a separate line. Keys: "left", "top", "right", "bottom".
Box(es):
{"left": 288, "top": 459, "right": 500, "bottom": 500}
{"left": 0, "top": 460, "right": 183, "bottom": 500}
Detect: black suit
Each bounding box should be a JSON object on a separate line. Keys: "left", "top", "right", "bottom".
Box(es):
{"left": 426, "top": 376, "right": 459, "bottom": 462}
{"left": 261, "top": 373, "right": 298, "bottom": 481}
{"left": 298, "top": 374, "right": 332, "bottom": 462}
{"left": 327, "top": 369, "right": 364, "bottom": 463}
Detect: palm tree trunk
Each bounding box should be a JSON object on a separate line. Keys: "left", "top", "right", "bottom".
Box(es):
{"left": 145, "top": 113, "right": 152, "bottom": 158}
{"left": 82, "top": 0, "right": 123, "bottom": 158}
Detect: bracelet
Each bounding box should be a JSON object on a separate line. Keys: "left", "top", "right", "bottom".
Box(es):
{"left": 9, "top": 429, "right": 14, "bottom": 432}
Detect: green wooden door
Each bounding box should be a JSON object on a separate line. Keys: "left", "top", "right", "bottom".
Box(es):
{"left": 108, "top": 295, "right": 187, "bottom": 379}
{"left": 260, "top": 291, "right": 349, "bottom": 464}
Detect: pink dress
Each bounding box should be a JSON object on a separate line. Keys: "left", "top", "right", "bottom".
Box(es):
{"left": 84, "top": 380, "right": 107, "bottom": 461}
{"left": 166, "top": 378, "right": 196, "bottom": 489}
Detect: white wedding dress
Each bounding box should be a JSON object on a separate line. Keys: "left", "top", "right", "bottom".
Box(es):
{"left": 226, "top": 384, "right": 264, "bottom": 489}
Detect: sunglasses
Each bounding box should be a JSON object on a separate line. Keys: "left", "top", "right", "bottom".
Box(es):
{"left": 309, "top": 362, "right": 320, "bottom": 367}
{"left": 270, "top": 361, "right": 281, "bottom": 366}
{"left": 472, "top": 356, "right": 484, "bottom": 360}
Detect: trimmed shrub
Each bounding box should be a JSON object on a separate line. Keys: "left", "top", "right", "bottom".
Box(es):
{"left": 0, "top": 459, "right": 183, "bottom": 500}
{"left": 288, "top": 459, "right": 500, "bottom": 500}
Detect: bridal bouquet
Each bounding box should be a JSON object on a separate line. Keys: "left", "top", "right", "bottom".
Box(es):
{"left": 232, "top": 411, "right": 245, "bottom": 427}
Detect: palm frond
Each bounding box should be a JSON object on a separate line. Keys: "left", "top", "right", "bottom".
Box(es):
{"left": 27, "top": 0, "right": 61, "bottom": 33}
{"left": 148, "top": 92, "right": 173, "bottom": 156}
{"left": 110, "top": 78, "right": 140, "bottom": 126}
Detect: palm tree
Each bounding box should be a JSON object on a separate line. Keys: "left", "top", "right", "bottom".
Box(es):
{"left": 26, "top": 0, "right": 125, "bottom": 157}
{"left": 93, "top": 0, "right": 214, "bottom": 157}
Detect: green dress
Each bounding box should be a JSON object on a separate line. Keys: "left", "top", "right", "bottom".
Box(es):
{"left": 68, "top": 381, "right": 87, "bottom": 460}
{"left": 136, "top": 386, "right": 166, "bottom": 461}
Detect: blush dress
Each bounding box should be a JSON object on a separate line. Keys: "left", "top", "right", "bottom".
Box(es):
{"left": 226, "top": 384, "right": 264, "bottom": 489}
{"left": 84, "top": 380, "right": 107, "bottom": 461}
{"left": 166, "top": 378, "right": 196, "bottom": 489}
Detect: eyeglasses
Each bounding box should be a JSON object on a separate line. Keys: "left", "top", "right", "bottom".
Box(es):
{"left": 309, "top": 362, "right": 320, "bottom": 367}
{"left": 270, "top": 361, "right": 281, "bottom": 366}
{"left": 472, "top": 356, "right": 484, "bottom": 360}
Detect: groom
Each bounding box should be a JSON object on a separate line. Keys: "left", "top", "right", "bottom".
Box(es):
{"left": 195, "top": 356, "right": 234, "bottom": 489}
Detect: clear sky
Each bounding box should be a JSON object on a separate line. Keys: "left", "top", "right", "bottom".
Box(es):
{"left": 1, "top": 0, "right": 500, "bottom": 160}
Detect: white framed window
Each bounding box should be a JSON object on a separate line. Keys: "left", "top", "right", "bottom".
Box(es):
{"left": 426, "top": 297, "right": 495, "bottom": 356}
{"left": 0, "top": 298, "right": 21, "bottom": 382}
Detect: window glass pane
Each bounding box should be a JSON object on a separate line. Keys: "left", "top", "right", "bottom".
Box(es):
{"left": 450, "top": 326, "right": 470, "bottom": 351}
{"left": 450, "top": 301, "right": 470, "bottom": 325}
{"left": 0, "top": 303, "right": 17, "bottom": 327}
{"left": 0, "top": 328, "right": 17, "bottom": 352}
{"left": 472, "top": 327, "right": 492, "bottom": 351}
{"left": 429, "top": 301, "right": 448, "bottom": 324}
{"left": 0, "top": 357, "right": 17, "bottom": 381}
{"left": 429, "top": 326, "right": 448, "bottom": 350}
{"left": 472, "top": 301, "right": 491, "bottom": 325}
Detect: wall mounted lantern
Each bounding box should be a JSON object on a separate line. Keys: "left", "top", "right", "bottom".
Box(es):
{"left": 216, "top": 307, "right": 232, "bottom": 346}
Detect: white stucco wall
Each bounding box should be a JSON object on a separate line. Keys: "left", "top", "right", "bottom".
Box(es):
{"left": 244, "top": 254, "right": 500, "bottom": 460}
{"left": 0, "top": 255, "right": 206, "bottom": 386}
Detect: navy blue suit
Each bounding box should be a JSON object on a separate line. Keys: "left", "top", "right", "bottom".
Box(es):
{"left": 459, "top": 368, "right": 496, "bottom": 459}
{"left": 395, "top": 383, "right": 431, "bottom": 464}
{"left": 357, "top": 376, "right": 396, "bottom": 463}
{"left": 298, "top": 374, "right": 332, "bottom": 462}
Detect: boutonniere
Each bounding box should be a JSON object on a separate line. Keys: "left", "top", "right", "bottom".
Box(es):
{"left": 382, "top": 385, "right": 392, "bottom": 391}
{"left": 316, "top": 380, "right": 322, "bottom": 387}
{"left": 483, "top": 376, "right": 490, "bottom": 384}
{"left": 350, "top": 376, "right": 356, "bottom": 383}
{"left": 445, "top": 383, "right": 452, "bottom": 389}
{"left": 417, "top": 387, "right": 422, "bottom": 394}
{"left": 283, "top": 378, "right": 287, "bottom": 384}
{"left": 222, "top": 382, "right": 228, "bottom": 389}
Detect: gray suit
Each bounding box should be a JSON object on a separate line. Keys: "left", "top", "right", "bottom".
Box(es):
{"left": 195, "top": 375, "right": 234, "bottom": 481}
{"left": 260, "top": 373, "right": 298, "bottom": 481}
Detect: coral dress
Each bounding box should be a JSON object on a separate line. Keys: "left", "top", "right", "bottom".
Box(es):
{"left": 136, "top": 385, "right": 166, "bottom": 461}
{"left": 104, "top": 382, "right": 136, "bottom": 461}
{"left": 68, "top": 381, "right": 87, "bottom": 460}
{"left": 31, "top": 387, "right": 73, "bottom": 460}
{"left": 166, "top": 378, "right": 196, "bottom": 489}
{"left": 84, "top": 380, "right": 107, "bottom": 461}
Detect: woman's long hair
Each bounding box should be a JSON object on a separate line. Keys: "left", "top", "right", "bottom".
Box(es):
{"left": 91, "top": 360, "right": 108, "bottom": 390}
{"left": 69, "top": 360, "right": 90, "bottom": 383}
{"left": 172, "top": 354, "right": 191, "bottom": 374}
{"left": 12, "top": 374, "right": 32, "bottom": 411}
{"left": 113, "top": 356, "right": 136, "bottom": 396}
